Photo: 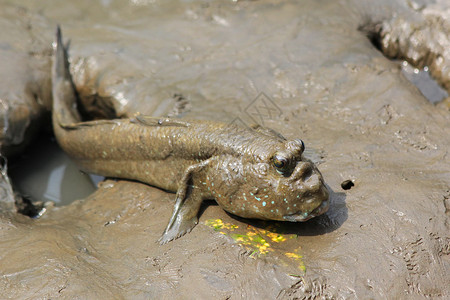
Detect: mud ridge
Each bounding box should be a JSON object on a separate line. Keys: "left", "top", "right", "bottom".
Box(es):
{"left": 359, "top": 12, "right": 450, "bottom": 95}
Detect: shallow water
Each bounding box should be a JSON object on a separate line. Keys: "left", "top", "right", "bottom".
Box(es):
{"left": 9, "top": 135, "right": 98, "bottom": 206}
{"left": 399, "top": 60, "right": 449, "bottom": 104}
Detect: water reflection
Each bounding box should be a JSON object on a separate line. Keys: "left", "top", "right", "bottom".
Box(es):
{"left": 399, "top": 60, "right": 448, "bottom": 104}
{"left": 9, "top": 133, "right": 101, "bottom": 206}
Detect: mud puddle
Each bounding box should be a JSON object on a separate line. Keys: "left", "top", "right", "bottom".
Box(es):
{"left": 9, "top": 132, "right": 101, "bottom": 207}
{"left": 399, "top": 60, "right": 449, "bottom": 104}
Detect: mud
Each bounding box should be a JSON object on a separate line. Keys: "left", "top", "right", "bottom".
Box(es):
{"left": 0, "top": 0, "right": 449, "bottom": 298}
{"left": 363, "top": 1, "right": 450, "bottom": 93}
{"left": 0, "top": 4, "right": 52, "bottom": 157}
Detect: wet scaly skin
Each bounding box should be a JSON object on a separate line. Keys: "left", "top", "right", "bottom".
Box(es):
{"left": 52, "top": 27, "right": 329, "bottom": 244}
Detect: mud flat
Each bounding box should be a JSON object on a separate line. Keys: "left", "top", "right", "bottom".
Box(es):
{"left": 0, "top": 0, "right": 449, "bottom": 298}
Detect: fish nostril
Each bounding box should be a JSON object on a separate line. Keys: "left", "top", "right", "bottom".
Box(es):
{"left": 302, "top": 165, "right": 313, "bottom": 181}
{"left": 289, "top": 161, "right": 314, "bottom": 183}
{"left": 297, "top": 162, "right": 313, "bottom": 181}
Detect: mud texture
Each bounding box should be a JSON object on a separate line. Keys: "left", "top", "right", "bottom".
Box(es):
{"left": 0, "top": 3, "right": 53, "bottom": 216}
{"left": 360, "top": 0, "right": 450, "bottom": 93}
{"left": 0, "top": 4, "right": 52, "bottom": 157}
{"left": 0, "top": 0, "right": 449, "bottom": 299}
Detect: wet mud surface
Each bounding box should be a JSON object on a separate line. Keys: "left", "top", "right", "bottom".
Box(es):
{"left": 0, "top": 0, "right": 449, "bottom": 298}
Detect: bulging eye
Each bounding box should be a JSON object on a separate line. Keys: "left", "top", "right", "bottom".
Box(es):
{"left": 286, "top": 139, "right": 305, "bottom": 158}
{"left": 273, "top": 154, "right": 289, "bottom": 172}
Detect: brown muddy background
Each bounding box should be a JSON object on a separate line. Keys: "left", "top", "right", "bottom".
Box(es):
{"left": 0, "top": 0, "right": 449, "bottom": 298}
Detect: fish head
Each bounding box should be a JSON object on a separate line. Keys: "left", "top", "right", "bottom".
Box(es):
{"left": 223, "top": 139, "right": 329, "bottom": 222}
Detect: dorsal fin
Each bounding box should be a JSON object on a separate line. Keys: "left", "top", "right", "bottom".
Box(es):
{"left": 133, "top": 115, "right": 190, "bottom": 127}
{"left": 249, "top": 123, "right": 286, "bottom": 141}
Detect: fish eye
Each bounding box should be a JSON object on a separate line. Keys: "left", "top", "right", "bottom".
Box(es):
{"left": 273, "top": 154, "right": 289, "bottom": 172}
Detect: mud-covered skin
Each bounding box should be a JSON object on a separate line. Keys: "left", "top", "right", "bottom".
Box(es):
{"left": 52, "top": 28, "right": 329, "bottom": 243}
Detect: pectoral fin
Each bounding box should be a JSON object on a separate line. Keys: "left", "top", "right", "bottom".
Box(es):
{"left": 159, "top": 158, "right": 216, "bottom": 244}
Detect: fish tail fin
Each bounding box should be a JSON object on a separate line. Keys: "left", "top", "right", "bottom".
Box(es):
{"left": 53, "top": 26, "right": 70, "bottom": 83}
{"left": 52, "top": 25, "right": 82, "bottom": 126}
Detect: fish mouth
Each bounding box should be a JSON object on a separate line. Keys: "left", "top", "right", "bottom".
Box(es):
{"left": 282, "top": 198, "right": 330, "bottom": 222}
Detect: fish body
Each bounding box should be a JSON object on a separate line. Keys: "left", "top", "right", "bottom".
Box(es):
{"left": 52, "top": 27, "right": 329, "bottom": 243}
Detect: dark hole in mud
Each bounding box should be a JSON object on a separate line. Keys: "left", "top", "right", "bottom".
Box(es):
{"left": 199, "top": 199, "right": 219, "bottom": 215}
{"left": 15, "top": 195, "right": 45, "bottom": 218}
{"left": 359, "top": 22, "right": 449, "bottom": 104}
{"left": 8, "top": 131, "right": 101, "bottom": 210}
{"left": 341, "top": 180, "right": 354, "bottom": 190}
{"left": 79, "top": 94, "right": 118, "bottom": 121}
{"left": 361, "top": 25, "right": 382, "bottom": 52}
